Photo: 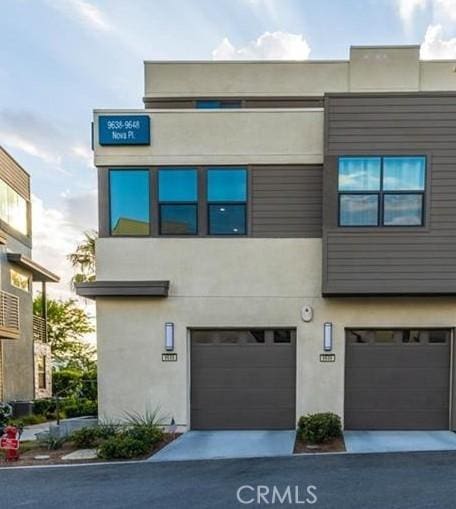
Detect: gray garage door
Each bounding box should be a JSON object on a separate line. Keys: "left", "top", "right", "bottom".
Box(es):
{"left": 191, "top": 329, "right": 296, "bottom": 430}
{"left": 345, "top": 329, "right": 451, "bottom": 430}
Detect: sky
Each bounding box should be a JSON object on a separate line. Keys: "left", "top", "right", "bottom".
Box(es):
{"left": 1, "top": 0, "right": 456, "bottom": 302}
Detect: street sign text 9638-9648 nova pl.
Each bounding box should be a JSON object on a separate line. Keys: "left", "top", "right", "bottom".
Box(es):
{"left": 98, "top": 115, "right": 150, "bottom": 145}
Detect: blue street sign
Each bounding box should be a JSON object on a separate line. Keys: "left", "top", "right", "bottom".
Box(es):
{"left": 98, "top": 115, "right": 150, "bottom": 145}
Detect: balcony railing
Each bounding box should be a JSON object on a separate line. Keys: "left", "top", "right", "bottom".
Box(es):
{"left": 33, "top": 315, "right": 48, "bottom": 343}
{"left": 0, "top": 290, "right": 20, "bottom": 339}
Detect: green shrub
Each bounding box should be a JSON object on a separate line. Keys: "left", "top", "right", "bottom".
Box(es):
{"left": 70, "top": 423, "right": 117, "bottom": 448}
{"left": 20, "top": 414, "right": 47, "bottom": 426}
{"left": 297, "top": 412, "right": 342, "bottom": 444}
{"left": 98, "top": 435, "right": 149, "bottom": 460}
{"left": 63, "top": 399, "right": 98, "bottom": 418}
{"left": 33, "top": 399, "right": 54, "bottom": 416}
{"left": 124, "top": 425, "right": 163, "bottom": 446}
{"left": 96, "top": 423, "right": 119, "bottom": 440}
{"left": 70, "top": 427, "right": 101, "bottom": 448}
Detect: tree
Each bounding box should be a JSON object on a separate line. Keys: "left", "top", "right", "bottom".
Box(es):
{"left": 33, "top": 296, "right": 95, "bottom": 370}
{"left": 68, "top": 230, "right": 97, "bottom": 287}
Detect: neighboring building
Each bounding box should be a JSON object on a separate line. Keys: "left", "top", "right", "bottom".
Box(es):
{"left": 0, "top": 146, "right": 59, "bottom": 402}
{"left": 78, "top": 45, "right": 456, "bottom": 431}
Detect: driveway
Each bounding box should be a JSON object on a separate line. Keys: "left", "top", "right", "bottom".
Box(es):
{"left": 149, "top": 430, "right": 296, "bottom": 461}
{"left": 3, "top": 451, "right": 456, "bottom": 508}
{"left": 344, "top": 430, "right": 456, "bottom": 453}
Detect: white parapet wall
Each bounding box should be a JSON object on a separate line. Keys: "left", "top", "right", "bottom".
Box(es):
{"left": 93, "top": 108, "right": 324, "bottom": 167}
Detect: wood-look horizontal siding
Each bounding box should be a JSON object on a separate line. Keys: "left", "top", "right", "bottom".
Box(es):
{"left": 251, "top": 165, "right": 322, "bottom": 238}
{"left": 323, "top": 93, "right": 456, "bottom": 295}
{"left": 0, "top": 147, "right": 30, "bottom": 200}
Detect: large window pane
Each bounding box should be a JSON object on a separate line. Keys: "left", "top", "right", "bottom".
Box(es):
{"left": 158, "top": 169, "right": 197, "bottom": 202}
{"left": 338, "top": 157, "right": 381, "bottom": 191}
{"left": 207, "top": 168, "right": 247, "bottom": 202}
{"left": 209, "top": 204, "right": 246, "bottom": 234}
{"left": 110, "top": 170, "right": 150, "bottom": 236}
{"left": 340, "top": 194, "right": 378, "bottom": 226}
{"left": 160, "top": 204, "right": 197, "bottom": 235}
{"left": 0, "top": 180, "right": 8, "bottom": 224}
{"left": 383, "top": 194, "right": 423, "bottom": 226}
{"left": 383, "top": 157, "right": 425, "bottom": 191}
{"left": 8, "top": 188, "right": 28, "bottom": 235}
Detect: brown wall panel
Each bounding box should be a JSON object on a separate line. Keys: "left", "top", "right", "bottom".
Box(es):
{"left": 323, "top": 92, "right": 456, "bottom": 295}
{"left": 0, "top": 147, "right": 30, "bottom": 200}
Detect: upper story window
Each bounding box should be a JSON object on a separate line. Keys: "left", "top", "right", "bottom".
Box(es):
{"left": 110, "top": 169, "right": 150, "bottom": 236}
{"left": 196, "top": 100, "right": 242, "bottom": 109}
{"left": 338, "top": 156, "right": 425, "bottom": 227}
{"left": 10, "top": 269, "right": 30, "bottom": 292}
{"left": 0, "top": 179, "right": 28, "bottom": 235}
{"left": 158, "top": 168, "right": 198, "bottom": 235}
{"left": 207, "top": 168, "right": 247, "bottom": 235}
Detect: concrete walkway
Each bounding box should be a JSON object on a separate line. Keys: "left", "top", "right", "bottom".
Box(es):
{"left": 20, "top": 421, "right": 55, "bottom": 441}
{"left": 149, "top": 430, "right": 296, "bottom": 461}
{"left": 344, "top": 430, "right": 456, "bottom": 453}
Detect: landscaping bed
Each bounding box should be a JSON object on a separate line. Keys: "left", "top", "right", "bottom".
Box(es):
{"left": 294, "top": 411, "right": 345, "bottom": 454}
{"left": 0, "top": 432, "right": 180, "bottom": 467}
{"left": 294, "top": 435, "right": 345, "bottom": 454}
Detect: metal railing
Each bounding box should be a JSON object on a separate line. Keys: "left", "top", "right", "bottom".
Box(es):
{"left": 33, "top": 315, "right": 47, "bottom": 343}
{"left": 0, "top": 290, "right": 19, "bottom": 335}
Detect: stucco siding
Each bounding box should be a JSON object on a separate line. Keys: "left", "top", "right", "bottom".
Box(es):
{"left": 95, "top": 238, "right": 456, "bottom": 428}
{"left": 93, "top": 109, "right": 324, "bottom": 167}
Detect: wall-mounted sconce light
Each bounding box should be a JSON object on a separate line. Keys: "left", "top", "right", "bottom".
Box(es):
{"left": 165, "top": 322, "right": 174, "bottom": 351}
{"left": 323, "top": 322, "right": 333, "bottom": 352}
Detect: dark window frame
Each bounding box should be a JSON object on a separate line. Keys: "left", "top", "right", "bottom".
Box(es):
{"left": 157, "top": 168, "right": 199, "bottom": 236}
{"left": 37, "top": 355, "right": 47, "bottom": 390}
{"left": 158, "top": 203, "right": 198, "bottom": 235}
{"left": 206, "top": 167, "right": 248, "bottom": 236}
{"left": 108, "top": 168, "right": 152, "bottom": 237}
{"left": 337, "top": 156, "right": 426, "bottom": 228}
{"left": 346, "top": 327, "right": 450, "bottom": 346}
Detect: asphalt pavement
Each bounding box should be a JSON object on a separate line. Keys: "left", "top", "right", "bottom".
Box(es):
{"left": 1, "top": 451, "right": 456, "bottom": 508}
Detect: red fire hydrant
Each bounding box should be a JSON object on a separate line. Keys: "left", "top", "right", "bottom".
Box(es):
{"left": 1, "top": 426, "right": 20, "bottom": 461}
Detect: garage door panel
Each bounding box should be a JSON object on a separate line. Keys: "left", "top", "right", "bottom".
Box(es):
{"left": 192, "top": 347, "right": 294, "bottom": 368}
{"left": 192, "top": 388, "right": 295, "bottom": 408}
{"left": 347, "top": 347, "right": 450, "bottom": 368}
{"left": 345, "top": 411, "right": 449, "bottom": 431}
{"left": 191, "top": 408, "right": 294, "bottom": 430}
{"left": 346, "top": 367, "right": 450, "bottom": 388}
{"left": 345, "top": 389, "right": 449, "bottom": 411}
{"left": 191, "top": 329, "right": 296, "bottom": 430}
{"left": 345, "top": 329, "right": 451, "bottom": 430}
{"left": 192, "top": 367, "right": 294, "bottom": 389}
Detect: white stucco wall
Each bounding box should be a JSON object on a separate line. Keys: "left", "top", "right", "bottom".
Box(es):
{"left": 95, "top": 238, "right": 456, "bottom": 428}
{"left": 143, "top": 47, "right": 456, "bottom": 99}
{"left": 93, "top": 109, "right": 324, "bottom": 167}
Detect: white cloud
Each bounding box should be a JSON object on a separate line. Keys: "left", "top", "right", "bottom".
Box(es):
{"left": 0, "top": 130, "right": 62, "bottom": 166}
{"left": 45, "top": 0, "right": 112, "bottom": 32}
{"left": 397, "top": 0, "right": 427, "bottom": 24}
{"left": 72, "top": 144, "right": 94, "bottom": 169}
{"left": 434, "top": 0, "right": 456, "bottom": 21}
{"left": 397, "top": 0, "right": 456, "bottom": 25}
{"left": 0, "top": 109, "right": 68, "bottom": 170}
{"left": 212, "top": 31, "right": 311, "bottom": 60}
{"left": 421, "top": 24, "right": 456, "bottom": 58}
{"left": 31, "top": 192, "right": 97, "bottom": 343}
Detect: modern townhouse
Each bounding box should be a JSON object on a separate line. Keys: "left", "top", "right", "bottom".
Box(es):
{"left": 78, "top": 45, "right": 456, "bottom": 431}
{"left": 0, "top": 146, "right": 58, "bottom": 405}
